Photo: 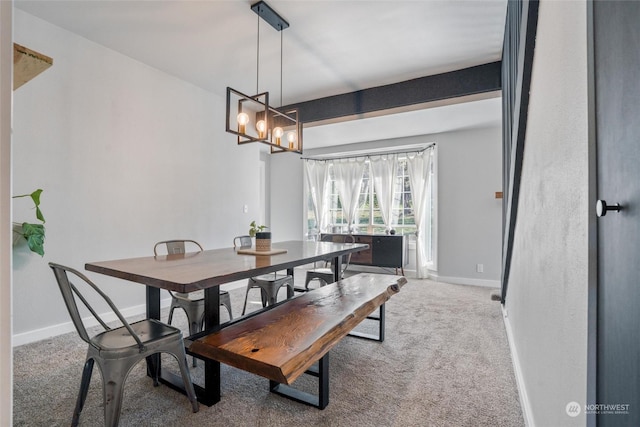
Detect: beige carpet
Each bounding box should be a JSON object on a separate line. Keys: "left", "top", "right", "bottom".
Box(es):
{"left": 13, "top": 275, "right": 524, "bottom": 426}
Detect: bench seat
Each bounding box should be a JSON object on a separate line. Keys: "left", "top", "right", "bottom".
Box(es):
{"left": 189, "top": 273, "right": 406, "bottom": 406}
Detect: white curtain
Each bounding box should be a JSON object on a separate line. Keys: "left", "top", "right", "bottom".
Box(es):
{"left": 369, "top": 154, "right": 398, "bottom": 233}
{"left": 407, "top": 149, "right": 434, "bottom": 278}
{"left": 332, "top": 157, "right": 367, "bottom": 233}
{"left": 304, "top": 160, "right": 330, "bottom": 233}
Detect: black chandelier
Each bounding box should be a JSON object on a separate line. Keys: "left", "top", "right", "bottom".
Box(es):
{"left": 225, "top": 1, "right": 302, "bottom": 154}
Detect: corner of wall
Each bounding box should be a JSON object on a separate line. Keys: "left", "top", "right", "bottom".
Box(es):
{"left": 0, "top": 1, "right": 13, "bottom": 423}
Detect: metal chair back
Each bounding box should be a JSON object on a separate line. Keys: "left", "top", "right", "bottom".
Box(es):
{"left": 49, "top": 263, "right": 145, "bottom": 351}
{"left": 154, "top": 239, "right": 203, "bottom": 256}
{"left": 234, "top": 235, "right": 253, "bottom": 249}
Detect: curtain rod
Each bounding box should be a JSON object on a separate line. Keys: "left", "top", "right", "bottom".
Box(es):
{"left": 301, "top": 142, "right": 435, "bottom": 162}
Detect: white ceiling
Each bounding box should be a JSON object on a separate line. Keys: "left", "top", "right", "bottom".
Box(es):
{"left": 15, "top": 0, "right": 507, "bottom": 149}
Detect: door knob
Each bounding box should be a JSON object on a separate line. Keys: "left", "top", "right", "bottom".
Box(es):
{"left": 596, "top": 200, "right": 621, "bottom": 217}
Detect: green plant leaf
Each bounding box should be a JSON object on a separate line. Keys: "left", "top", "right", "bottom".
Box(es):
{"left": 30, "top": 188, "right": 42, "bottom": 206}
{"left": 22, "top": 222, "right": 45, "bottom": 256}
{"left": 30, "top": 189, "right": 45, "bottom": 223}
{"left": 249, "top": 220, "right": 268, "bottom": 237}
{"left": 13, "top": 189, "right": 45, "bottom": 223}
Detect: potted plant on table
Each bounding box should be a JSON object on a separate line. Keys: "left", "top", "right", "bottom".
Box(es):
{"left": 249, "top": 220, "right": 271, "bottom": 252}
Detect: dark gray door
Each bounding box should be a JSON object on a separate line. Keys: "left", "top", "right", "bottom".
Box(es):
{"left": 593, "top": 1, "right": 640, "bottom": 425}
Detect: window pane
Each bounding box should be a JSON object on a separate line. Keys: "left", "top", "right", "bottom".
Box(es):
{"left": 358, "top": 192, "right": 370, "bottom": 225}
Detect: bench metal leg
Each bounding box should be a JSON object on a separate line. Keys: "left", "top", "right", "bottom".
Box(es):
{"left": 348, "top": 303, "right": 385, "bottom": 342}
{"left": 269, "top": 353, "right": 330, "bottom": 409}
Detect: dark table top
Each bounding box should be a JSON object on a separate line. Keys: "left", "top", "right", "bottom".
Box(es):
{"left": 85, "top": 240, "right": 368, "bottom": 293}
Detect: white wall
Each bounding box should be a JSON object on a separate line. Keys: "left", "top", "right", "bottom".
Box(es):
{"left": 12, "top": 10, "right": 265, "bottom": 343}
{"left": 290, "top": 126, "right": 502, "bottom": 285}
{"left": 1, "top": 1, "right": 13, "bottom": 423}
{"left": 269, "top": 152, "right": 305, "bottom": 242}
{"left": 435, "top": 126, "right": 502, "bottom": 285}
{"left": 505, "top": 1, "right": 588, "bottom": 426}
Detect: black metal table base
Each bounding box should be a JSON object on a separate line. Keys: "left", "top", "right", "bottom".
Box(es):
{"left": 348, "top": 303, "right": 385, "bottom": 342}
{"left": 269, "top": 353, "right": 330, "bottom": 410}
{"left": 156, "top": 359, "right": 220, "bottom": 406}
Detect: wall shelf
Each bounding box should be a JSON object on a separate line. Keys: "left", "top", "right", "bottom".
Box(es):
{"left": 13, "top": 43, "right": 53, "bottom": 90}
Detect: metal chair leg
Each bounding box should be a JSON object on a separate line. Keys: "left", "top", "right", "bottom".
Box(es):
{"left": 145, "top": 354, "right": 160, "bottom": 386}
{"left": 72, "top": 358, "right": 94, "bottom": 427}
{"left": 220, "top": 291, "right": 233, "bottom": 320}
{"left": 242, "top": 279, "right": 253, "bottom": 315}
{"left": 167, "top": 305, "right": 176, "bottom": 325}
{"left": 170, "top": 343, "right": 200, "bottom": 413}
{"left": 101, "top": 359, "right": 134, "bottom": 427}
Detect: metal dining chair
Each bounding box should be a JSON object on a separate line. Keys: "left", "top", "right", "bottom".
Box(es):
{"left": 233, "top": 235, "right": 294, "bottom": 315}
{"left": 48, "top": 263, "right": 199, "bottom": 427}
{"left": 305, "top": 233, "right": 355, "bottom": 289}
{"left": 154, "top": 240, "right": 233, "bottom": 335}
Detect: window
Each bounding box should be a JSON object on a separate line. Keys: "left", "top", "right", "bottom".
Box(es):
{"left": 326, "top": 168, "right": 345, "bottom": 228}
{"left": 320, "top": 157, "right": 419, "bottom": 236}
{"left": 305, "top": 147, "right": 437, "bottom": 272}
{"left": 393, "top": 159, "right": 415, "bottom": 234}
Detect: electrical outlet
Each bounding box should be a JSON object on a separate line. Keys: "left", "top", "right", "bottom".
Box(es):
{"left": 476, "top": 263, "right": 484, "bottom": 273}
{"left": 243, "top": 204, "right": 248, "bottom": 214}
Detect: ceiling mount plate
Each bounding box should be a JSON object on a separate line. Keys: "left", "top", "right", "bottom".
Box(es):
{"left": 251, "top": 1, "right": 289, "bottom": 31}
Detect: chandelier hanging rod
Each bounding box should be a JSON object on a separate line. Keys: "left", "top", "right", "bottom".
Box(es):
{"left": 251, "top": 1, "right": 289, "bottom": 31}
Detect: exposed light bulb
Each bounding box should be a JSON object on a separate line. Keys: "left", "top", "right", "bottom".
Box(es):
{"left": 237, "top": 112, "right": 249, "bottom": 134}
{"left": 273, "top": 127, "right": 283, "bottom": 145}
{"left": 287, "top": 132, "right": 296, "bottom": 149}
{"left": 256, "top": 120, "right": 266, "bottom": 138}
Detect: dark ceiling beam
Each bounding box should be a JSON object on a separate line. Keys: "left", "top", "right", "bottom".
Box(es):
{"left": 282, "top": 61, "right": 502, "bottom": 124}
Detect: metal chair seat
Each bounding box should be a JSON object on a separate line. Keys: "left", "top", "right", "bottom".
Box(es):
{"left": 242, "top": 273, "right": 294, "bottom": 315}
{"left": 304, "top": 234, "right": 355, "bottom": 290}
{"left": 304, "top": 268, "right": 335, "bottom": 290}
{"left": 168, "top": 289, "right": 233, "bottom": 336}
{"left": 91, "top": 319, "right": 177, "bottom": 353}
{"left": 234, "top": 235, "right": 295, "bottom": 315}
{"left": 49, "top": 263, "right": 198, "bottom": 427}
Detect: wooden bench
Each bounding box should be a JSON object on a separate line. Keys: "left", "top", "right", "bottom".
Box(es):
{"left": 189, "top": 273, "right": 407, "bottom": 409}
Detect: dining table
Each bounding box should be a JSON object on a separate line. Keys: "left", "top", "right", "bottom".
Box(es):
{"left": 85, "top": 239, "right": 368, "bottom": 406}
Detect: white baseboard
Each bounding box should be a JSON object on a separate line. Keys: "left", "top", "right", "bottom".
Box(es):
{"left": 13, "top": 281, "right": 254, "bottom": 347}
{"left": 502, "top": 305, "right": 535, "bottom": 427}
{"left": 427, "top": 273, "right": 500, "bottom": 288}
{"left": 12, "top": 298, "right": 172, "bottom": 347}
